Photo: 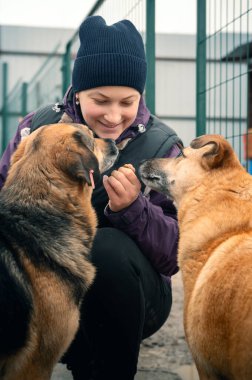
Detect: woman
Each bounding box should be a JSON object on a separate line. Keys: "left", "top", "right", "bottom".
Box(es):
{"left": 0, "top": 16, "right": 182, "bottom": 380}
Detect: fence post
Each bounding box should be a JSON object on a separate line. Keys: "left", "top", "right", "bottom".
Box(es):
{"left": 62, "top": 42, "right": 72, "bottom": 96}
{"left": 2, "top": 63, "right": 8, "bottom": 154}
{"left": 196, "top": 0, "right": 206, "bottom": 136}
{"left": 145, "top": 0, "right": 155, "bottom": 114}
{"left": 21, "top": 82, "right": 28, "bottom": 117}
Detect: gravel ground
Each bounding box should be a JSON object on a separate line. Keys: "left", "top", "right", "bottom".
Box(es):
{"left": 52, "top": 272, "right": 199, "bottom": 380}
{"left": 135, "top": 272, "right": 198, "bottom": 380}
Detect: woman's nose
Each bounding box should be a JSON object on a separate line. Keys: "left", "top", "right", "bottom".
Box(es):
{"left": 104, "top": 107, "right": 122, "bottom": 125}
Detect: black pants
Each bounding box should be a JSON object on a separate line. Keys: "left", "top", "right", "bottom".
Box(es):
{"left": 62, "top": 228, "right": 172, "bottom": 380}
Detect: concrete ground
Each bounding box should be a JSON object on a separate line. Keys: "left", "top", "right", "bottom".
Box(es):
{"left": 52, "top": 364, "right": 198, "bottom": 380}
{"left": 52, "top": 273, "right": 199, "bottom": 380}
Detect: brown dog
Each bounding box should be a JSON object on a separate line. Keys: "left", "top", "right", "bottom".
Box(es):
{"left": 0, "top": 123, "right": 118, "bottom": 380}
{"left": 139, "top": 134, "right": 252, "bottom": 380}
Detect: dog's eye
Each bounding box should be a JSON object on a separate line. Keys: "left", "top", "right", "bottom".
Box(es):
{"left": 176, "top": 142, "right": 186, "bottom": 158}
{"left": 176, "top": 150, "right": 186, "bottom": 158}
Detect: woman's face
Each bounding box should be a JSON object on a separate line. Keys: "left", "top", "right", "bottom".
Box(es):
{"left": 77, "top": 86, "right": 141, "bottom": 140}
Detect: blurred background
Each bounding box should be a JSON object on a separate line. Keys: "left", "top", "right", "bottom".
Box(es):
{"left": 1, "top": 2, "right": 252, "bottom": 379}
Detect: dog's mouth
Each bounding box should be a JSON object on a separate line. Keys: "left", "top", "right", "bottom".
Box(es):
{"left": 139, "top": 163, "right": 172, "bottom": 197}
{"left": 99, "top": 139, "right": 119, "bottom": 173}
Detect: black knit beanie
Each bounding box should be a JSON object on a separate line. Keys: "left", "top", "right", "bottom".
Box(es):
{"left": 72, "top": 16, "right": 147, "bottom": 94}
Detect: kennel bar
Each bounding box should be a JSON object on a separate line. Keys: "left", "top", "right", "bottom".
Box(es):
{"left": 196, "top": 0, "right": 207, "bottom": 137}
{"left": 196, "top": 0, "right": 252, "bottom": 170}
{"left": 1, "top": 62, "right": 8, "bottom": 153}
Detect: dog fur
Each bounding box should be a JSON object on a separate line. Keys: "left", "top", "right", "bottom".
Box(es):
{"left": 139, "top": 134, "right": 252, "bottom": 380}
{"left": 0, "top": 123, "right": 118, "bottom": 380}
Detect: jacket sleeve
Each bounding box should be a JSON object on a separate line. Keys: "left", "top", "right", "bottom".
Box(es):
{"left": 0, "top": 112, "right": 34, "bottom": 189}
{"left": 104, "top": 143, "right": 181, "bottom": 278}
{"left": 105, "top": 193, "right": 179, "bottom": 277}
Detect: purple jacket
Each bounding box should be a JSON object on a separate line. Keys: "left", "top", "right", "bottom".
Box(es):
{"left": 0, "top": 88, "right": 181, "bottom": 283}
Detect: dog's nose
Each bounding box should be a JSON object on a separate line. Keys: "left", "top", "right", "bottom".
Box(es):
{"left": 104, "top": 138, "right": 119, "bottom": 156}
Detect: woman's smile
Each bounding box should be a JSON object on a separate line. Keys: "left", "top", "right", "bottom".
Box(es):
{"left": 99, "top": 121, "right": 122, "bottom": 128}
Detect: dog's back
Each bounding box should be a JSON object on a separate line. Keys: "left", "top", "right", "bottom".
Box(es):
{"left": 185, "top": 229, "right": 252, "bottom": 379}
{"left": 175, "top": 137, "right": 252, "bottom": 379}
{"left": 139, "top": 134, "right": 252, "bottom": 380}
{"left": 0, "top": 123, "right": 118, "bottom": 379}
{"left": 0, "top": 192, "right": 83, "bottom": 376}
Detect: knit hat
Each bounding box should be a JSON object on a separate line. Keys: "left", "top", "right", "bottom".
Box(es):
{"left": 72, "top": 16, "right": 147, "bottom": 94}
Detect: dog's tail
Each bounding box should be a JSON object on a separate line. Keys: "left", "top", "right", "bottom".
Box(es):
{"left": 0, "top": 245, "right": 33, "bottom": 356}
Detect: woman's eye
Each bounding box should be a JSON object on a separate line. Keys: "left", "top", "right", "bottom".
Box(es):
{"left": 94, "top": 99, "right": 107, "bottom": 105}
{"left": 121, "top": 102, "right": 133, "bottom": 107}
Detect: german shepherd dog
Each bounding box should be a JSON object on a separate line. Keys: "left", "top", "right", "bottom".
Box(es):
{"left": 139, "top": 134, "right": 252, "bottom": 380}
{"left": 0, "top": 123, "right": 118, "bottom": 380}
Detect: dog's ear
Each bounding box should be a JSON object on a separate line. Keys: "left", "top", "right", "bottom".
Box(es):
{"left": 190, "top": 135, "right": 234, "bottom": 170}
{"left": 59, "top": 150, "right": 100, "bottom": 185}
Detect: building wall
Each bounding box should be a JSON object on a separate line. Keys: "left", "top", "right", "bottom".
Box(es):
{"left": 0, "top": 25, "right": 75, "bottom": 91}
{"left": 155, "top": 33, "right": 196, "bottom": 145}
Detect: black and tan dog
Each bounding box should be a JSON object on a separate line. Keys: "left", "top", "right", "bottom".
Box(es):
{"left": 0, "top": 123, "right": 118, "bottom": 380}
{"left": 140, "top": 135, "right": 252, "bottom": 380}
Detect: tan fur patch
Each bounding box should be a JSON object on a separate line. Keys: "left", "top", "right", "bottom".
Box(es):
{"left": 139, "top": 134, "right": 252, "bottom": 380}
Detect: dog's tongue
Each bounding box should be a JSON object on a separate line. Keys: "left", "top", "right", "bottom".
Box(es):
{"left": 143, "top": 186, "right": 151, "bottom": 196}
{"left": 89, "top": 170, "right": 95, "bottom": 189}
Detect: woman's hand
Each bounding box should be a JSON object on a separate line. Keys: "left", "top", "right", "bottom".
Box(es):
{"left": 103, "top": 164, "right": 141, "bottom": 212}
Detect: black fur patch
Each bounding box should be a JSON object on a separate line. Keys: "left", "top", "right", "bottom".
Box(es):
{"left": 0, "top": 238, "right": 33, "bottom": 355}
{"left": 0, "top": 196, "right": 89, "bottom": 305}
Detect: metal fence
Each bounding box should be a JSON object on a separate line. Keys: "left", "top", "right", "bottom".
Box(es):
{"left": 27, "top": 43, "right": 63, "bottom": 112}
{"left": 0, "top": 0, "right": 155, "bottom": 155}
{"left": 0, "top": 44, "right": 63, "bottom": 152}
{"left": 196, "top": 0, "right": 252, "bottom": 170}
